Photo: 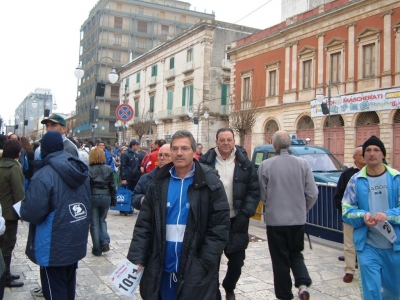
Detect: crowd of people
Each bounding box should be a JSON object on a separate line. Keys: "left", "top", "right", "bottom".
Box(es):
{"left": 0, "top": 112, "right": 399, "bottom": 300}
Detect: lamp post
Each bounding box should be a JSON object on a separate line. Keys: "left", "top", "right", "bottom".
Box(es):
{"left": 187, "top": 101, "right": 209, "bottom": 143}
{"left": 316, "top": 80, "right": 341, "bottom": 151}
{"left": 74, "top": 53, "right": 119, "bottom": 143}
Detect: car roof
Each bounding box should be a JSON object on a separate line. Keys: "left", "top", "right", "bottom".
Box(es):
{"left": 253, "top": 144, "right": 330, "bottom": 155}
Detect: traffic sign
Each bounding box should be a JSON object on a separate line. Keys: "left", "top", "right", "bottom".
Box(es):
{"left": 116, "top": 104, "right": 134, "bottom": 122}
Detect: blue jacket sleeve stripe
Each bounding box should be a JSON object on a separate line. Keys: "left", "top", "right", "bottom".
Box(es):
{"left": 35, "top": 211, "right": 55, "bottom": 267}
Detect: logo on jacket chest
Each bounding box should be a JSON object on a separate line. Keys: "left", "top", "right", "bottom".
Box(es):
{"left": 69, "top": 203, "right": 88, "bottom": 223}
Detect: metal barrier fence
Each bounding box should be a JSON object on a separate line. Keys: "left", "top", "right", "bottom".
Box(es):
{"left": 306, "top": 183, "right": 343, "bottom": 243}
{"left": 252, "top": 182, "right": 344, "bottom": 243}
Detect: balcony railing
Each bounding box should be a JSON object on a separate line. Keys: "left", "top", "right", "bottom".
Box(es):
{"left": 219, "top": 105, "right": 229, "bottom": 115}
{"left": 158, "top": 109, "right": 173, "bottom": 119}
{"left": 221, "top": 59, "right": 231, "bottom": 70}
{"left": 182, "top": 61, "right": 194, "bottom": 73}
{"left": 148, "top": 76, "right": 157, "bottom": 86}
{"left": 173, "top": 106, "right": 189, "bottom": 117}
{"left": 164, "top": 68, "right": 175, "bottom": 80}
{"left": 132, "top": 82, "right": 141, "bottom": 91}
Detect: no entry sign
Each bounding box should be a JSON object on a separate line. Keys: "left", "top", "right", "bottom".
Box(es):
{"left": 116, "top": 104, "right": 134, "bottom": 122}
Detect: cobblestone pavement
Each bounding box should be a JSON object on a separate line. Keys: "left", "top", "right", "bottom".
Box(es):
{"left": 5, "top": 211, "right": 360, "bottom": 299}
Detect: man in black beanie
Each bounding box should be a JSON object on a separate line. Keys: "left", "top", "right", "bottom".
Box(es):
{"left": 342, "top": 135, "right": 400, "bottom": 298}
{"left": 362, "top": 135, "right": 386, "bottom": 158}
{"left": 21, "top": 131, "right": 91, "bottom": 299}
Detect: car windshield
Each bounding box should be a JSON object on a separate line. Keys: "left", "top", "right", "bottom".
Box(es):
{"left": 299, "top": 153, "right": 343, "bottom": 172}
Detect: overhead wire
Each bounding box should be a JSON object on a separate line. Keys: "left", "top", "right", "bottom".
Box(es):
{"left": 234, "top": 0, "right": 274, "bottom": 24}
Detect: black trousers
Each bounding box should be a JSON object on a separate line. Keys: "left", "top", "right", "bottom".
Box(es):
{"left": 267, "top": 225, "right": 312, "bottom": 300}
{"left": 40, "top": 262, "right": 78, "bottom": 300}
{"left": 0, "top": 220, "right": 18, "bottom": 254}
{"left": 216, "top": 217, "right": 246, "bottom": 299}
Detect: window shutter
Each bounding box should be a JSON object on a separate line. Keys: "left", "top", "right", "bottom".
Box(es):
{"left": 135, "top": 101, "right": 139, "bottom": 117}
{"left": 150, "top": 96, "right": 155, "bottom": 112}
{"left": 221, "top": 83, "right": 227, "bottom": 105}
{"left": 136, "top": 72, "right": 140, "bottom": 83}
{"left": 126, "top": 78, "right": 129, "bottom": 87}
{"left": 155, "top": 64, "right": 158, "bottom": 76}
{"left": 182, "top": 87, "right": 186, "bottom": 106}
{"left": 167, "top": 91, "right": 173, "bottom": 110}
{"left": 189, "top": 85, "right": 193, "bottom": 106}
{"left": 170, "top": 57, "right": 174, "bottom": 69}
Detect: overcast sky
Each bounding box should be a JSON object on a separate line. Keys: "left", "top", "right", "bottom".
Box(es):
{"left": 0, "top": 0, "right": 281, "bottom": 128}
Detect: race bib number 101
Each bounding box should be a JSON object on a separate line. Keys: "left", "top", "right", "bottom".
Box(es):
{"left": 109, "top": 260, "right": 144, "bottom": 297}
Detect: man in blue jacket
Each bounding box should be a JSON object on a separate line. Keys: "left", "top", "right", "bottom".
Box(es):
{"left": 127, "top": 130, "right": 230, "bottom": 299}
{"left": 21, "top": 131, "right": 91, "bottom": 299}
{"left": 343, "top": 136, "right": 400, "bottom": 299}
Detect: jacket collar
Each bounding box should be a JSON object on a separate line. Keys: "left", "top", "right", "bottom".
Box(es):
{"left": 154, "top": 159, "right": 207, "bottom": 189}
{"left": 202, "top": 145, "right": 251, "bottom": 169}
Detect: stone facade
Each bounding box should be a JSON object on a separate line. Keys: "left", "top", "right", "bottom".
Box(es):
{"left": 230, "top": 0, "right": 400, "bottom": 169}
{"left": 119, "top": 20, "right": 259, "bottom": 149}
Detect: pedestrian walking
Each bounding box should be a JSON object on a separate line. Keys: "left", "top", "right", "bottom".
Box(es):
{"left": 88, "top": 148, "right": 116, "bottom": 256}
{"left": 0, "top": 139, "right": 24, "bottom": 288}
{"left": 200, "top": 128, "right": 259, "bottom": 300}
{"left": 258, "top": 130, "right": 318, "bottom": 300}
{"left": 127, "top": 130, "right": 230, "bottom": 299}
{"left": 120, "top": 140, "right": 142, "bottom": 191}
{"left": 334, "top": 145, "right": 365, "bottom": 283}
{"left": 131, "top": 144, "right": 172, "bottom": 210}
{"left": 342, "top": 135, "right": 400, "bottom": 299}
{"left": 195, "top": 143, "right": 203, "bottom": 160}
{"left": 21, "top": 131, "right": 91, "bottom": 299}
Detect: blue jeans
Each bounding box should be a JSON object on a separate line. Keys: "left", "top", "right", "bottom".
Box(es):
{"left": 90, "top": 195, "right": 111, "bottom": 255}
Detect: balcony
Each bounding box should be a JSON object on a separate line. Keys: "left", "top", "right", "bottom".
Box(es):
{"left": 182, "top": 61, "right": 194, "bottom": 74}
{"left": 173, "top": 106, "right": 189, "bottom": 117}
{"left": 221, "top": 59, "right": 231, "bottom": 70}
{"left": 164, "top": 68, "right": 175, "bottom": 80}
{"left": 158, "top": 109, "right": 173, "bottom": 120}
{"left": 219, "top": 105, "right": 229, "bottom": 115}
{"left": 148, "top": 76, "right": 157, "bottom": 86}
{"left": 132, "top": 82, "right": 141, "bottom": 91}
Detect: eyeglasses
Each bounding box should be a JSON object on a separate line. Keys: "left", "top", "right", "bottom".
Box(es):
{"left": 158, "top": 153, "right": 171, "bottom": 158}
{"left": 171, "top": 146, "right": 192, "bottom": 152}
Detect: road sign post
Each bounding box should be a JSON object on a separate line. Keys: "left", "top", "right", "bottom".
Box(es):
{"left": 116, "top": 104, "right": 134, "bottom": 145}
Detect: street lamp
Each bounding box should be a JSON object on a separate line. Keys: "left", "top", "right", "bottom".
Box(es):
{"left": 316, "top": 80, "right": 341, "bottom": 151}
{"left": 188, "top": 101, "right": 209, "bottom": 143}
{"left": 74, "top": 53, "right": 119, "bottom": 143}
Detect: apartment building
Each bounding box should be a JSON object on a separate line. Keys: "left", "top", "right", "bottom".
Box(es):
{"left": 119, "top": 20, "right": 259, "bottom": 149}
{"left": 74, "top": 0, "right": 214, "bottom": 144}
{"left": 229, "top": 0, "right": 400, "bottom": 169}
{"left": 14, "top": 88, "right": 56, "bottom": 140}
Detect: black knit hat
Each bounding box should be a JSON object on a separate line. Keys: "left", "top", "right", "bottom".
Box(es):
{"left": 41, "top": 131, "right": 64, "bottom": 159}
{"left": 362, "top": 135, "right": 386, "bottom": 157}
